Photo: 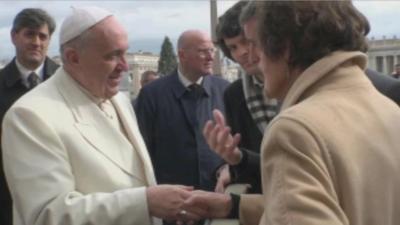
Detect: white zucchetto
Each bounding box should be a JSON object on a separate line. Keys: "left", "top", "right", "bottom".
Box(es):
{"left": 59, "top": 6, "right": 112, "bottom": 45}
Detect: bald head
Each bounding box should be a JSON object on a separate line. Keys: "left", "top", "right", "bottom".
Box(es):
{"left": 177, "top": 29, "right": 215, "bottom": 81}
{"left": 177, "top": 30, "right": 212, "bottom": 50}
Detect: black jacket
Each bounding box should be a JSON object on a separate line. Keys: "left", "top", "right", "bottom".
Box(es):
{"left": 365, "top": 69, "right": 400, "bottom": 106}
{"left": 134, "top": 70, "right": 229, "bottom": 191}
{"left": 224, "top": 79, "right": 267, "bottom": 193}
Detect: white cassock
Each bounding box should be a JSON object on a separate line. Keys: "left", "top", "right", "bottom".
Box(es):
{"left": 2, "top": 67, "right": 161, "bottom": 225}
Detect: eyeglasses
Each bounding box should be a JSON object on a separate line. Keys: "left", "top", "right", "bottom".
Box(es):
{"left": 198, "top": 48, "right": 216, "bottom": 55}
{"left": 186, "top": 47, "right": 216, "bottom": 57}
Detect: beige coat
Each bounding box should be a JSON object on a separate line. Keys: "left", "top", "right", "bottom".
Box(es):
{"left": 2, "top": 68, "right": 161, "bottom": 225}
{"left": 240, "top": 51, "right": 400, "bottom": 225}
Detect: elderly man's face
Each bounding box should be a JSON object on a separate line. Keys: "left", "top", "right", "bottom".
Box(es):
{"left": 76, "top": 16, "right": 129, "bottom": 99}
{"left": 11, "top": 24, "right": 50, "bottom": 70}
{"left": 180, "top": 33, "right": 214, "bottom": 78}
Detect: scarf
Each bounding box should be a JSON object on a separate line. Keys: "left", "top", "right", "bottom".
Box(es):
{"left": 242, "top": 72, "right": 279, "bottom": 133}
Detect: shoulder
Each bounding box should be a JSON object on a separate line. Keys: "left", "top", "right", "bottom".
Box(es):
{"left": 0, "top": 60, "right": 20, "bottom": 90}
{"left": 203, "top": 75, "right": 230, "bottom": 95}
{"left": 225, "top": 79, "right": 243, "bottom": 95}
{"left": 0, "top": 65, "right": 7, "bottom": 82}
{"left": 224, "top": 79, "right": 244, "bottom": 102}
{"left": 4, "top": 82, "right": 62, "bottom": 125}
{"left": 0, "top": 60, "right": 17, "bottom": 77}
{"left": 268, "top": 98, "right": 332, "bottom": 141}
{"left": 261, "top": 108, "right": 327, "bottom": 165}
{"left": 206, "top": 74, "right": 230, "bottom": 86}
{"left": 139, "top": 74, "right": 175, "bottom": 96}
{"left": 365, "top": 68, "right": 400, "bottom": 90}
{"left": 365, "top": 69, "right": 400, "bottom": 105}
{"left": 44, "top": 57, "right": 60, "bottom": 73}
{"left": 135, "top": 73, "right": 179, "bottom": 109}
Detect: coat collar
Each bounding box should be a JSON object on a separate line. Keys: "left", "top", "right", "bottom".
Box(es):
{"left": 3, "top": 58, "right": 22, "bottom": 88}
{"left": 111, "top": 96, "right": 157, "bottom": 186}
{"left": 281, "top": 51, "right": 367, "bottom": 111}
{"left": 3, "top": 57, "right": 59, "bottom": 88}
{"left": 54, "top": 68, "right": 156, "bottom": 186}
{"left": 169, "top": 69, "right": 212, "bottom": 99}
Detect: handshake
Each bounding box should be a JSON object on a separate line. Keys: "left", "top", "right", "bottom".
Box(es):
{"left": 145, "top": 109, "right": 246, "bottom": 224}
{"left": 146, "top": 184, "right": 234, "bottom": 224}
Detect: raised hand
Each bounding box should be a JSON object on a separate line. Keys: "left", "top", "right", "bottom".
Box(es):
{"left": 203, "top": 109, "right": 242, "bottom": 165}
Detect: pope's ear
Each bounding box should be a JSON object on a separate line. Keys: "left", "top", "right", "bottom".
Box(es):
{"left": 63, "top": 47, "right": 80, "bottom": 65}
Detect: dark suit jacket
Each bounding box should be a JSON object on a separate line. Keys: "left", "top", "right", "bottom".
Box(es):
{"left": 134, "top": 70, "right": 229, "bottom": 191}
{"left": 0, "top": 57, "right": 58, "bottom": 225}
{"left": 223, "top": 79, "right": 266, "bottom": 193}
{"left": 365, "top": 68, "right": 400, "bottom": 105}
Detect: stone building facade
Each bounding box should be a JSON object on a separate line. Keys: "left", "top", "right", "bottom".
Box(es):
{"left": 367, "top": 36, "right": 400, "bottom": 75}
{"left": 125, "top": 51, "right": 159, "bottom": 98}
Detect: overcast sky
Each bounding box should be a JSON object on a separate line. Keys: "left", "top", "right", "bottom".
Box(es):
{"left": 1, "top": 1, "right": 399, "bottom": 60}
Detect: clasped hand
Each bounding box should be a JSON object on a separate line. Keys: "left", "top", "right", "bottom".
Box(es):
{"left": 147, "top": 185, "right": 232, "bottom": 224}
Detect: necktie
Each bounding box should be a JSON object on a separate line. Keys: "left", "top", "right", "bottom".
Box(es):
{"left": 186, "top": 84, "right": 204, "bottom": 128}
{"left": 188, "top": 83, "right": 204, "bottom": 100}
{"left": 28, "top": 72, "right": 40, "bottom": 89}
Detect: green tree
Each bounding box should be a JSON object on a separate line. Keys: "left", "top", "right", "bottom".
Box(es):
{"left": 158, "top": 36, "right": 177, "bottom": 76}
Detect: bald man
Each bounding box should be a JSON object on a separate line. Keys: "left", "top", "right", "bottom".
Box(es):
{"left": 135, "top": 30, "right": 229, "bottom": 202}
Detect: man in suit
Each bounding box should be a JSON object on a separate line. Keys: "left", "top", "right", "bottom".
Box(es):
{"left": 2, "top": 6, "right": 200, "bottom": 225}
{"left": 0, "top": 8, "right": 58, "bottom": 225}
{"left": 134, "top": 30, "right": 230, "bottom": 196}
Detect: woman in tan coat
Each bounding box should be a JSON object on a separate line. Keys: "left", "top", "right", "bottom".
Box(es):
{"left": 253, "top": 1, "right": 400, "bottom": 225}
{"left": 184, "top": 1, "right": 400, "bottom": 225}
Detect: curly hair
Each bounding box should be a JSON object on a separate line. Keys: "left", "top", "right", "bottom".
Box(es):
{"left": 215, "top": 1, "right": 249, "bottom": 61}
{"left": 256, "top": 0, "right": 370, "bottom": 70}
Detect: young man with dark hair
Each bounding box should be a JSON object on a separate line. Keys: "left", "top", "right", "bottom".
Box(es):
{"left": 209, "top": 0, "right": 279, "bottom": 194}
{"left": 0, "top": 8, "right": 59, "bottom": 225}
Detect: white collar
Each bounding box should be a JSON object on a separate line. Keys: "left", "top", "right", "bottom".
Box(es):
{"left": 177, "top": 67, "right": 203, "bottom": 89}
{"left": 15, "top": 59, "right": 45, "bottom": 87}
